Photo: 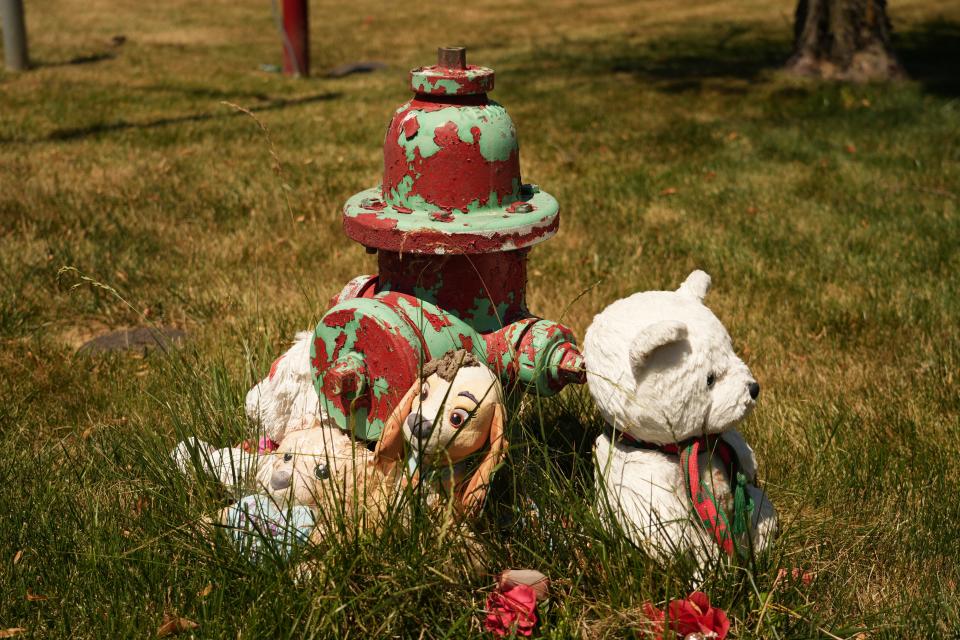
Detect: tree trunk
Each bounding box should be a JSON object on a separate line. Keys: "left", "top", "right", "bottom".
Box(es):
{"left": 787, "top": 0, "right": 905, "bottom": 81}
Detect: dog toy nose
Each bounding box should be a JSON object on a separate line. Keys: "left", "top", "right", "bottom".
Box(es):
{"left": 748, "top": 382, "right": 760, "bottom": 400}
{"left": 406, "top": 413, "right": 434, "bottom": 440}
{"left": 271, "top": 469, "right": 292, "bottom": 491}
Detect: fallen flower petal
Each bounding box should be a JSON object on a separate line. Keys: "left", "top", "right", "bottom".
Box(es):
{"left": 484, "top": 583, "right": 537, "bottom": 638}
{"left": 640, "top": 592, "right": 729, "bottom": 640}
{"left": 641, "top": 601, "right": 665, "bottom": 636}
{"left": 499, "top": 569, "right": 550, "bottom": 602}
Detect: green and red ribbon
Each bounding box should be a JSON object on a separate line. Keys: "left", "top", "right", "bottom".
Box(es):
{"left": 618, "top": 433, "right": 754, "bottom": 558}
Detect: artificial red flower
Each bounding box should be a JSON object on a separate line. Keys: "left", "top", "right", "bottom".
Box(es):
{"left": 240, "top": 437, "right": 279, "bottom": 454}
{"left": 484, "top": 583, "right": 537, "bottom": 637}
{"left": 641, "top": 601, "right": 666, "bottom": 636}
{"left": 640, "top": 591, "right": 730, "bottom": 640}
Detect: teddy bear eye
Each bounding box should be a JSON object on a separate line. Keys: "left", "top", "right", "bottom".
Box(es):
{"left": 420, "top": 382, "right": 429, "bottom": 401}
{"left": 449, "top": 408, "right": 469, "bottom": 428}
{"left": 706, "top": 373, "right": 716, "bottom": 388}
{"left": 283, "top": 453, "right": 293, "bottom": 462}
{"left": 314, "top": 463, "right": 329, "bottom": 480}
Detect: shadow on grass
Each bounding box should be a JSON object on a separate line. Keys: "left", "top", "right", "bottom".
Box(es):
{"left": 499, "top": 23, "right": 791, "bottom": 94}
{"left": 2, "top": 92, "right": 340, "bottom": 144}
{"left": 607, "top": 26, "right": 789, "bottom": 93}
{"left": 510, "top": 19, "right": 959, "bottom": 97}
{"left": 896, "top": 18, "right": 960, "bottom": 97}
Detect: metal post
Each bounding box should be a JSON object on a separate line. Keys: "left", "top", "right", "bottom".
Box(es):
{"left": 1, "top": 0, "right": 29, "bottom": 72}
{"left": 281, "top": 0, "right": 308, "bottom": 77}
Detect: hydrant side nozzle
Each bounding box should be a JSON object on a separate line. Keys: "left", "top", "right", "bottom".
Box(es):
{"left": 555, "top": 344, "right": 587, "bottom": 385}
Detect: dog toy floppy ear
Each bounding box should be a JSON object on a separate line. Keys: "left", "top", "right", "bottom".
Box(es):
{"left": 373, "top": 381, "right": 418, "bottom": 472}
{"left": 458, "top": 402, "right": 508, "bottom": 514}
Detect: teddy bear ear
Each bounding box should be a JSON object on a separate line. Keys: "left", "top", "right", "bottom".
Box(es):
{"left": 677, "top": 269, "right": 711, "bottom": 301}
{"left": 629, "top": 320, "right": 688, "bottom": 375}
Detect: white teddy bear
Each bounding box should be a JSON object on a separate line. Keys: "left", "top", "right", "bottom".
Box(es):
{"left": 585, "top": 270, "right": 777, "bottom": 564}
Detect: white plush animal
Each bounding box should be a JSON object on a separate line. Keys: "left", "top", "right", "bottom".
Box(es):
{"left": 585, "top": 270, "right": 777, "bottom": 564}
{"left": 245, "top": 331, "right": 325, "bottom": 443}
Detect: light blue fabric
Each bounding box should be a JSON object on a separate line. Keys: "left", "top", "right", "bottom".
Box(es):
{"left": 222, "top": 494, "right": 315, "bottom": 562}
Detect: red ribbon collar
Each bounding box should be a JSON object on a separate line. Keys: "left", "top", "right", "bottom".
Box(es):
{"left": 615, "top": 432, "right": 749, "bottom": 557}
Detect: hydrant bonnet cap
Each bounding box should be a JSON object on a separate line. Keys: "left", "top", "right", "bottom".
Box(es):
{"left": 342, "top": 48, "right": 559, "bottom": 255}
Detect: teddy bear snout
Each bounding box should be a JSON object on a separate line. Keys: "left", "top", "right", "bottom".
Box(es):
{"left": 405, "top": 413, "right": 434, "bottom": 440}
{"left": 748, "top": 381, "right": 760, "bottom": 400}
{"left": 271, "top": 468, "right": 292, "bottom": 491}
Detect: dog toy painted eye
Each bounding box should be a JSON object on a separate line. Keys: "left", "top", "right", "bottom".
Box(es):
{"left": 449, "top": 408, "right": 469, "bottom": 428}
{"left": 283, "top": 453, "right": 293, "bottom": 462}
{"left": 314, "top": 462, "right": 329, "bottom": 479}
{"left": 706, "top": 372, "right": 716, "bottom": 388}
{"left": 420, "top": 382, "right": 429, "bottom": 401}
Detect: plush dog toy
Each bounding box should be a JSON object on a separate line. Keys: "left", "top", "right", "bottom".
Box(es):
{"left": 374, "top": 349, "right": 508, "bottom": 515}
{"left": 585, "top": 270, "right": 777, "bottom": 564}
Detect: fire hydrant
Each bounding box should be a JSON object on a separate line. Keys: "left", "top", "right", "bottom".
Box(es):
{"left": 312, "top": 47, "right": 586, "bottom": 440}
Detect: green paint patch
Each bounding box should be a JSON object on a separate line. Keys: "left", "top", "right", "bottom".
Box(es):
{"left": 396, "top": 104, "right": 517, "bottom": 164}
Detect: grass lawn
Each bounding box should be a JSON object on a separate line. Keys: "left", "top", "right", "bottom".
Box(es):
{"left": 2, "top": 0, "right": 959, "bottom": 637}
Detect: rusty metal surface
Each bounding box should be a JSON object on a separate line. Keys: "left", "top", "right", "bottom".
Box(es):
{"left": 436, "top": 46, "right": 467, "bottom": 70}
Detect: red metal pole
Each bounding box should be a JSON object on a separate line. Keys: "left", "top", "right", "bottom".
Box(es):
{"left": 281, "top": 0, "right": 309, "bottom": 77}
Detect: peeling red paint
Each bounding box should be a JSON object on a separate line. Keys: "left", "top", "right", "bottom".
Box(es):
{"left": 352, "top": 314, "right": 419, "bottom": 422}
{"left": 323, "top": 308, "right": 357, "bottom": 328}
{"left": 377, "top": 250, "right": 528, "bottom": 329}
{"left": 268, "top": 355, "right": 284, "bottom": 380}
{"left": 331, "top": 331, "right": 348, "bottom": 362}
{"left": 311, "top": 336, "right": 328, "bottom": 379}
{"left": 398, "top": 120, "right": 518, "bottom": 213}
{"left": 351, "top": 212, "right": 399, "bottom": 230}
{"left": 420, "top": 306, "right": 453, "bottom": 332}
{"left": 403, "top": 116, "right": 420, "bottom": 139}
{"left": 506, "top": 201, "right": 536, "bottom": 213}
{"left": 409, "top": 64, "right": 495, "bottom": 96}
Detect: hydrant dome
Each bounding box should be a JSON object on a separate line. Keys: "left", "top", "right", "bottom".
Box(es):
{"left": 383, "top": 100, "right": 520, "bottom": 213}
{"left": 342, "top": 52, "right": 559, "bottom": 255}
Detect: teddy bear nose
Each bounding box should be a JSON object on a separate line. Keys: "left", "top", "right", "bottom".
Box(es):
{"left": 406, "top": 413, "right": 434, "bottom": 439}
{"left": 748, "top": 382, "right": 760, "bottom": 400}
{"left": 271, "top": 469, "right": 292, "bottom": 491}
